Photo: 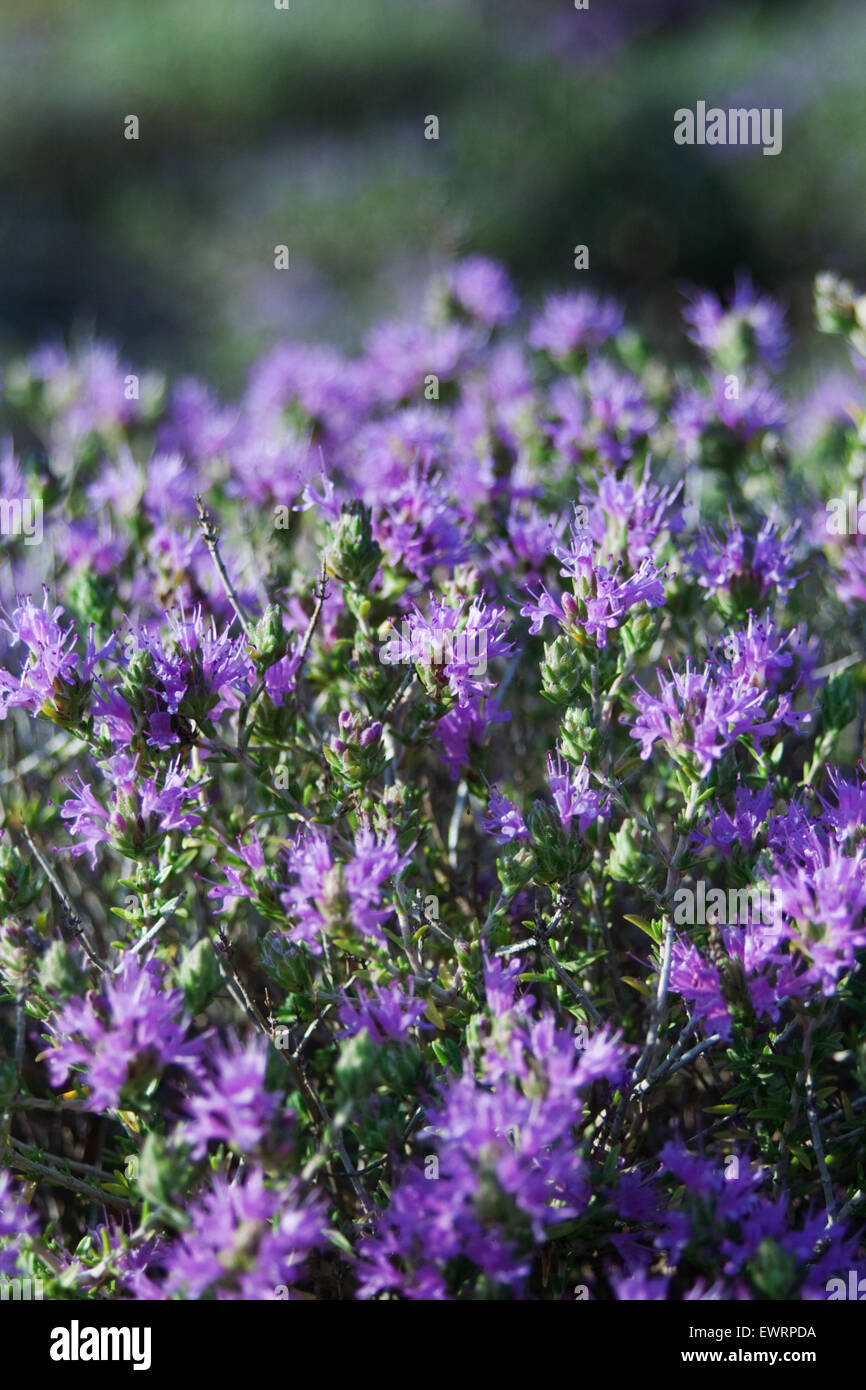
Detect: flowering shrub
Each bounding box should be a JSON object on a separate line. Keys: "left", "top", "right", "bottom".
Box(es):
{"left": 0, "top": 262, "right": 865, "bottom": 1301}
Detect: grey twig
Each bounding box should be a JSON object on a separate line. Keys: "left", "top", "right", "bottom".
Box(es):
{"left": 21, "top": 826, "right": 104, "bottom": 974}
{"left": 4, "top": 1145, "right": 132, "bottom": 1211}
{"left": 195, "top": 493, "right": 252, "bottom": 640}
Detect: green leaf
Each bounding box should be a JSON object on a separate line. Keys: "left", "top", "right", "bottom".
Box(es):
{"left": 622, "top": 976, "right": 653, "bottom": 998}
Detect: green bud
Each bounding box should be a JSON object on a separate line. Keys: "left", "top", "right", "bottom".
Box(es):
{"left": 325, "top": 501, "right": 382, "bottom": 589}
{"left": 0, "top": 918, "right": 33, "bottom": 993}
{"left": 136, "top": 1132, "right": 190, "bottom": 1211}
{"left": 323, "top": 712, "right": 387, "bottom": 788}
{"left": 260, "top": 928, "right": 305, "bottom": 990}
{"left": 0, "top": 837, "right": 41, "bottom": 916}
{"left": 606, "top": 821, "right": 650, "bottom": 883}
{"left": 712, "top": 315, "right": 757, "bottom": 373}
{"left": 620, "top": 610, "right": 660, "bottom": 657}
{"left": 251, "top": 604, "right": 287, "bottom": 668}
{"left": 540, "top": 636, "right": 583, "bottom": 704}
{"left": 822, "top": 670, "right": 857, "bottom": 732}
{"left": 119, "top": 646, "right": 155, "bottom": 718}
{"left": 496, "top": 842, "right": 535, "bottom": 895}
{"left": 67, "top": 568, "right": 115, "bottom": 635}
{"left": 40, "top": 673, "right": 93, "bottom": 730}
{"left": 717, "top": 570, "right": 765, "bottom": 622}
{"left": 177, "top": 937, "right": 221, "bottom": 1015}
{"left": 560, "top": 704, "right": 599, "bottom": 761}
{"left": 335, "top": 1028, "right": 382, "bottom": 1100}
{"left": 815, "top": 272, "right": 858, "bottom": 338}
{"left": 748, "top": 1238, "right": 799, "bottom": 1300}
{"left": 526, "top": 800, "right": 590, "bottom": 883}
{"left": 38, "top": 941, "right": 87, "bottom": 1000}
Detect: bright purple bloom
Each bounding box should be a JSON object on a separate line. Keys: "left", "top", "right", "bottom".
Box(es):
{"left": 446, "top": 257, "right": 518, "bottom": 327}
{"left": 387, "top": 595, "right": 515, "bottom": 705}
{"left": 529, "top": 292, "right": 623, "bottom": 358}
{"left": 549, "top": 362, "right": 656, "bottom": 467}
{"left": 481, "top": 789, "right": 529, "bottom": 843}
{"left": 0, "top": 588, "right": 115, "bottom": 721}
{"left": 154, "top": 1169, "right": 326, "bottom": 1300}
{"left": 45, "top": 955, "right": 208, "bottom": 1110}
{"left": 547, "top": 750, "right": 609, "bottom": 834}
{"left": 627, "top": 659, "right": 770, "bottom": 778}
{"left": 521, "top": 506, "right": 666, "bottom": 649}
{"left": 356, "top": 1013, "right": 623, "bottom": 1299}
{"left": 337, "top": 979, "right": 429, "bottom": 1044}
{"left": 280, "top": 823, "right": 411, "bottom": 955}
{"left": 692, "top": 784, "right": 774, "bottom": 858}
{"left": 183, "top": 1039, "right": 278, "bottom": 1158}
{"left": 684, "top": 275, "right": 789, "bottom": 372}
{"left": 691, "top": 515, "right": 801, "bottom": 604}
{"left": 768, "top": 839, "right": 866, "bottom": 994}
{"left": 0, "top": 1172, "right": 39, "bottom": 1277}
{"left": 58, "top": 751, "right": 206, "bottom": 869}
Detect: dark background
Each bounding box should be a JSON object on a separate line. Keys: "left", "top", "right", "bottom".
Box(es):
{"left": 1, "top": 0, "right": 863, "bottom": 387}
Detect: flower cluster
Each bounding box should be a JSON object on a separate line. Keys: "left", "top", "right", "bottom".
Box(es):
{"left": 0, "top": 261, "right": 865, "bottom": 1304}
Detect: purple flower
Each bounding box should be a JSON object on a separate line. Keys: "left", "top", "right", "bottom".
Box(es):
{"left": 363, "top": 318, "right": 476, "bottom": 404}
{"left": 668, "top": 938, "right": 732, "bottom": 1039}
{"left": 280, "top": 823, "right": 411, "bottom": 955}
{"left": 549, "top": 362, "right": 656, "bottom": 467}
{"left": 357, "top": 1010, "right": 624, "bottom": 1298}
{"left": 692, "top": 784, "right": 774, "bottom": 858}
{"left": 0, "top": 588, "right": 116, "bottom": 723}
{"left": 158, "top": 377, "right": 239, "bottom": 462}
{"left": 610, "top": 1269, "right": 669, "bottom": 1300}
{"left": 392, "top": 595, "right": 515, "bottom": 706}
{"left": 835, "top": 537, "right": 866, "bottom": 607}
{"left": 673, "top": 373, "right": 786, "bottom": 457}
{"left": 337, "top": 979, "right": 429, "bottom": 1044}
{"left": 768, "top": 840, "right": 866, "bottom": 994}
{"left": 547, "top": 750, "right": 609, "bottom": 835}
{"left": 371, "top": 469, "right": 467, "bottom": 583}
{"left": 155, "top": 1169, "right": 326, "bottom": 1300}
{"left": 435, "top": 692, "right": 511, "bottom": 780}
{"left": 446, "top": 257, "right": 518, "bottom": 327}
{"left": 201, "top": 830, "right": 268, "bottom": 912}
{"left": 481, "top": 789, "right": 529, "bottom": 844}
{"left": 818, "top": 767, "right": 866, "bottom": 844}
{"left": 684, "top": 275, "right": 789, "bottom": 372}
{"left": 143, "top": 607, "right": 255, "bottom": 719}
{"left": 521, "top": 507, "right": 666, "bottom": 649}
{"left": 578, "top": 461, "right": 684, "bottom": 565}
{"left": 59, "top": 752, "right": 206, "bottom": 868}
{"left": 46, "top": 955, "right": 208, "bottom": 1111}
{"left": 690, "top": 515, "right": 801, "bottom": 605}
{"left": 263, "top": 647, "right": 302, "bottom": 707}
{"left": 529, "top": 292, "right": 623, "bottom": 358}
{"left": 0, "top": 1171, "right": 39, "bottom": 1277}
{"left": 183, "top": 1039, "right": 278, "bottom": 1159}
{"left": 627, "top": 660, "right": 769, "bottom": 779}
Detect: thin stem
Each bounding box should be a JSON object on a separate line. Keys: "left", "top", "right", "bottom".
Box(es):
{"left": 195, "top": 493, "right": 252, "bottom": 639}
{"left": 21, "top": 826, "right": 105, "bottom": 974}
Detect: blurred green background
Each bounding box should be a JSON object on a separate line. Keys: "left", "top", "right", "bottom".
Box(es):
{"left": 1, "top": 0, "right": 865, "bottom": 388}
